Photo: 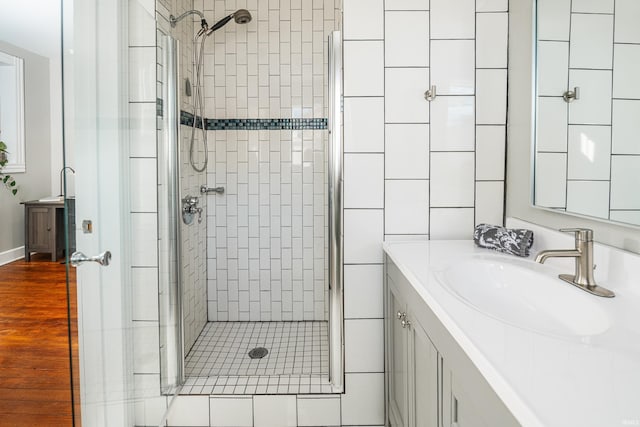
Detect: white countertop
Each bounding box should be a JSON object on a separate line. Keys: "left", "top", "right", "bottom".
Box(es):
{"left": 383, "top": 240, "right": 640, "bottom": 427}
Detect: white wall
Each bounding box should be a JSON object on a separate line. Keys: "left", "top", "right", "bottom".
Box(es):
{"left": 506, "top": 0, "right": 640, "bottom": 253}
{"left": 0, "top": 2, "right": 60, "bottom": 256}
{"left": 0, "top": 0, "right": 67, "bottom": 197}
{"left": 0, "top": 41, "right": 52, "bottom": 256}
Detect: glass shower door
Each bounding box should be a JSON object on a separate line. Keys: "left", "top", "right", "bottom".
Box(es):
{"left": 64, "top": 0, "right": 139, "bottom": 424}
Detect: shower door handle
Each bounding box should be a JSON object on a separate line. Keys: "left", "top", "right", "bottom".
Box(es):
{"left": 70, "top": 251, "right": 112, "bottom": 267}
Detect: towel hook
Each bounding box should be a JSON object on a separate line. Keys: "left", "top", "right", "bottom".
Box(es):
{"left": 563, "top": 87, "right": 580, "bottom": 103}
{"left": 424, "top": 85, "right": 437, "bottom": 102}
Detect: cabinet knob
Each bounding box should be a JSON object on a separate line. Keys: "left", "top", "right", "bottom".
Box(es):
{"left": 397, "top": 311, "right": 404, "bottom": 320}
{"left": 401, "top": 318, "right": 411, "bottom": 328}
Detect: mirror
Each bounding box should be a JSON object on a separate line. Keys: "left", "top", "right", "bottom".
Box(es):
{"left": 533, "top": 0, "right": 640, "bottom": 227}
{"left": 0, "top": 50, "right": 25, "bottom": 172}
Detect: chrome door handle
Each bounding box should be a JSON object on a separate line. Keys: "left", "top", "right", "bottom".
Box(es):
{"left": 70, "top": 251, "right": 112, "bottom": 267}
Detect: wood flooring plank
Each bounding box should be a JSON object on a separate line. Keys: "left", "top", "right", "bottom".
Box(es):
{"left": 0, "top": 254, "right": 77, "bottom": 426}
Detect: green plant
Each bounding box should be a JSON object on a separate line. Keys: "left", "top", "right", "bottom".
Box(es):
{"left": 0, "top": 140, "right": 18, "bottom": 196}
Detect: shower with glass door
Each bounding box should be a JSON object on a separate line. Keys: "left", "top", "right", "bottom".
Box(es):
{"left": 156, "top": 2, "right": 344, "bottom": 396}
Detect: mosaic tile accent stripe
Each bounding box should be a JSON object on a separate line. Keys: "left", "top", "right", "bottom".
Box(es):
{"left": 156, "top": 97, "right": 163, "bottom": 118}
{"left": 179, "top": 110, "right": 205, "bottom": 128}
{"left": 205, "top": 118, "right": 328, "bottom": 130}
{"left": 177, "top": 109, "right": 328, "bottom": 131}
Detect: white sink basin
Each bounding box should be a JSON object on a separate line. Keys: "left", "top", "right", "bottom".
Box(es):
{"left": 434, "top": 257, "right": 611, "bottom": 337}
{"left": 38, "top": 195, "right": 64, "bottom": 202}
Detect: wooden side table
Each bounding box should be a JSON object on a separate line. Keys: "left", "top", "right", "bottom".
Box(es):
{"left": 22, "top": 199, "right": 76, "bottom": 262}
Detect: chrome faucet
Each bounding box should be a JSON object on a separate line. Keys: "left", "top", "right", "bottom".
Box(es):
{"left": 59, "top": 166, "right": 76, "bottom": 196}
{"left": 535, "top": 228, "right": 614, "bottom": 298}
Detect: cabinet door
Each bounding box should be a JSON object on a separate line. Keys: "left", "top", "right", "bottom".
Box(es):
{"left": 410, "top": 320, "right": 438, "bottom": 427}
{"left": 27, "top": 207, "right": 53, "bottom": 251}
{"left": 388, "top": 282, "right": 409, "bottom": 427}
{"left": 442, "top": 359, "right": 488, "bottom": 427}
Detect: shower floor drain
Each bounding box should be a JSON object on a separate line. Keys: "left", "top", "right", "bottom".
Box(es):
{"left": 248, "top": 347, "right": 268, "bottom": 359}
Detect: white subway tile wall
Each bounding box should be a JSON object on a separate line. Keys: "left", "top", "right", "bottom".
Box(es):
{"left": 567, "top": 69, "right": 612, "bottom": 124}
{"left": 132, "top": 0, "right": 510, "bottom": 425}
{"left": 172, "top": 0, "right": 209, "bottom": 356}
{"left": 203, "top": 0, "right": 340, "bottom": 322}
{"left": 430, "top": 40, "right": 475, "bottom": 95}
{"left": 343, "top": 97, "right": 385, "bottom": 152}
{"left": 572, "top": 0, "right": 613, "bottom": 14}
{"left": 615, "top": 0, "right": 640, "bottom": 43}
{"left": 181, "top": 127, "right": 209, "bottom": 351}
{"left": 253, "top": 395, "right": 297, "bottom": 427}
{"left": 130, "top": 0, "right": 168, "bottom": 425}
{"left": 132, "top": 0, "right": 209, "bottom": 424}
{"left": 537, "top": 41, "right": 570, "bottom": 96}
{"left": 537, "top": 0, "right": 571, "bottom": 41}
{"left": 535, "top": 3, "right": 640, "bottom": 222}
{"left": 536, "top": 97, "right": 568, "bottom": 152}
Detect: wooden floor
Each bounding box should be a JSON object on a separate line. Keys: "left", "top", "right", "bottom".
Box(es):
{"left": 0, "top": 254, "right": 79, "bottom": 426}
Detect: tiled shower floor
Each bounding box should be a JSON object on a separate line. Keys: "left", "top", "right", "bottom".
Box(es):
{"left": 181, "top": 321, "right": 332, "bottom": 395}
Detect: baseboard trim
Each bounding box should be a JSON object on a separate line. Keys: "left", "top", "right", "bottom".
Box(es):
{"left": 0, "top": 246, "right": 24, "bottom": 266}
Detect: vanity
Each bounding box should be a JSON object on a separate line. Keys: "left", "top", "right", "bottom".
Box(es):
{"left": 392, "top": 1, "right": 640, "bottom": 425}
{"left": 385, "top": 242, "right": 519, "bottom": 427}
{"left": 384, "top": 224, "right": 640, "bottom": 427}
{"left": 22, "top": 198, "right": 76, "bottom": 261}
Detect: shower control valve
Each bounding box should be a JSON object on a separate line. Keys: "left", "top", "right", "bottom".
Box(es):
{"left": 183, "top": 196, "right": 198, "bottom": 207}
{"left": 182, "top": 195, "right": 203, "bottom": 225}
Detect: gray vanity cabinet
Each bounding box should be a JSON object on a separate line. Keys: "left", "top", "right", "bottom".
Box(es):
{"left": 387, "top": 275, "right": 438, "bottom": 427}
{"left": 385, "top": 257, "right": 518, "bottom": 427}
{"left": 387, "top": 281, "right": 410, "bottom": 427}
{"left": 441, "top": 359, "right": 488, "bottom": 427}
{"left": 413, "top": 321, "right": 438, "bottom": 427}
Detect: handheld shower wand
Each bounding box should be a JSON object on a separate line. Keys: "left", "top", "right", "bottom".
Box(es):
{"left": 204, "top": 9, "right": 252, "bottom": 36}
{"left": 184, "top": 9, "right": 253, "bottom": 172}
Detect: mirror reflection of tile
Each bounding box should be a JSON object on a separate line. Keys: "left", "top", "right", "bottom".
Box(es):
{"left": 534, "top": 0, "right": 640, "bottom": 226}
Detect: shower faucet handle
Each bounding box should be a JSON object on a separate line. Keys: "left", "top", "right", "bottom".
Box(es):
{"left": 183, "top": 195, "right": 199, "bottom": 206}
{"left": 201, "top": 185, "right": 225, "bottom": 195}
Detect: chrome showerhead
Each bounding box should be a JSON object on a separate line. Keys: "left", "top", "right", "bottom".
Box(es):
{"left": 233, "top": 9, "right": 252, "bottom": 24}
